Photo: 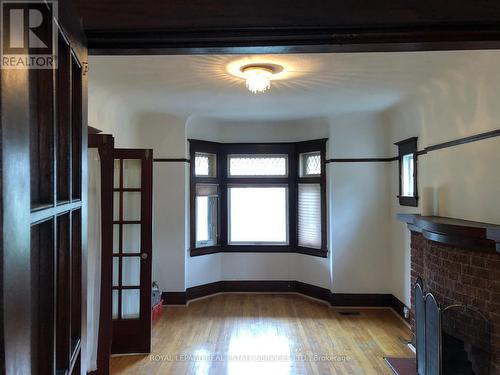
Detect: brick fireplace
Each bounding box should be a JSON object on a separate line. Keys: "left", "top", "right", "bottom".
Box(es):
{"left": 399, "top": 214, "right": 500, "bottom": 374}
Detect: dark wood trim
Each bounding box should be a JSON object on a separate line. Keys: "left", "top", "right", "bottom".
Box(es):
{"left": 424, "top": 128, "right": 500, "bottom": 152}
{"left": 398, "top": 214, "right": 500, "bottom": 252}
{"left": 326, "top": 157, "right": 398, "bottom": 163}
{"left": 295, "top": 281, "right": 331, "bottom": 302}
{"left": 189, "top": 139, "right": 327, "bottom": 257}
{"left": 187, "top": 281, "right": 225, "bottom": 300}
{"left": 395, "top": 137, "right": 419, "bottom": 207}
{"left": 296, "top": 246, "right": 328, "bottom": 258}
{"left": 397, "top": 196, "right": 418, "bottom": 207}
{"left": 1, "top": 3, "right": 88, "bottom": 372}
{"left": 88, "top": 126, "right": 102, "bottom": 134}
{"left": 326, "top": 129, "right": 500, "bottom": 164}
{"left": 153, "top": 158, "right": 190, "bottom": 163}
{"left": 161, "top": 292, "right": 187, "bottom": 305}
{"left": 161, "top": 281, "right": 407, "bottom": 319}
{"left": 330, "top": 293, "right": 393, "bottom": 307}
{"left": 163, "top": 280, "right": 331, "bottom": 305}
{"left": 189, "top": 246, "right": 328, "bottom": 258}
{"left": 84, "top": 25, "right": 500, "bottom": 55}
{"left": 394, "top": 137, "right": 419, "bottom": 148}
{"left": 189, "top": 246, "right": 220, "bottom": 257}
{"left": 390, "top": 295, "right": 411, "bottom": 324}
{"left": 88, "top": 133, "right": 114, "bottom": 375}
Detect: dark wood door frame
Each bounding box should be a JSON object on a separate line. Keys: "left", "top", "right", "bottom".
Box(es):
{"left": 88, "top": 133, "right": 115, "bottom": 375}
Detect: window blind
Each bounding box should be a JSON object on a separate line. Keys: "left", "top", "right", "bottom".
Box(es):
{"left": 298, "top": 183, "right": 321, "bottom": 249}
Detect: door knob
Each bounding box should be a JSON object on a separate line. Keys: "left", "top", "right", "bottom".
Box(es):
{"left": 141, "top": 253, "right": 148, "bottom": 260}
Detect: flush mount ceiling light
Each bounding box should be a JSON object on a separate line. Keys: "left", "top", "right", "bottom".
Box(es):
{"left": 240, "top": 64, "right": 284, "bottom": 94}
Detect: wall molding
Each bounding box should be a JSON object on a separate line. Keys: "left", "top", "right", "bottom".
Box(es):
{"left": 423, "top": 128, "right": 500, "bottom": 153}
{"left": 152, "top": 130, "right": 499, "bottom": 165}
{"left": 326, "top": 157, "right": 397, "bottom": 163}
{"left": 153, "top": 158, "right": 190, "bottom": 163}
{"left": 326, "top": 128, "right": 500, "bottom": 163}
{"left": 161, "top": 280, "right": 409, "bottom": 322}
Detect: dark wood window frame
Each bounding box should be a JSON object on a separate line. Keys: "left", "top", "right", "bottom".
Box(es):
{"left": 395, "top": 137, "right": 419, "bottom": 207}
{"left": 189, "top": 139, "right": 328, "bottom": 258}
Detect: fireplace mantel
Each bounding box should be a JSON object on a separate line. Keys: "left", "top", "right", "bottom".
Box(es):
{"left": 398, "top": 214, "right": 500, "bottom": 252}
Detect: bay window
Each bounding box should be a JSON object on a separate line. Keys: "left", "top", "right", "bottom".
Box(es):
{"left": 189, "top": 139, "right": 327, "bottom": 257}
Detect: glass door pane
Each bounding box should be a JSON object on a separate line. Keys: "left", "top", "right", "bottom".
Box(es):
{"left": 113, "top": 258, "right": 119, "bottom": 286}
{"left": 123, "top": 159, "right": 142, "bottom": 188}
{"left": 112, "top": 291, "right": 119, "bottom": 319}
{"left": 121, "top": 290, "right": 140, "bottom": 319}
{"left": 123, "top": 224, "right": 141, "bottom": 253}
{"left": 122, "top": 257, "right": 141, "bottom": 286}
{"left": 123, "top": 192, "right": 141, "bottom": 221}
{"left": 114, "top": 159, "right": 121, "bottom": 189}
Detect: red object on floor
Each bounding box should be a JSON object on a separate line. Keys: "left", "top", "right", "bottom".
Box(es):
{"left": 384, "top": 357, "right": 417, "bottom": 375}
{"left": 152, "top": 300, "right": 164, "bottom": 321}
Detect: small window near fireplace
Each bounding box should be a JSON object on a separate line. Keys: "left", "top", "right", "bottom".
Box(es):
{"left": 395, "top": 137, "right": 418, "bottom": 206}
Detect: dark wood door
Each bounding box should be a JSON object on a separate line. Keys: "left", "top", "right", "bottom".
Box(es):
{"left": 0, "top": 1, "right": 87, "bottom": 373}
{"left": 111, "top": 149, "right": 153, "bottom": 354}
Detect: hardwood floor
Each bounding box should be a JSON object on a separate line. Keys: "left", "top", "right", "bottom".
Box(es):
{"left": 110, "top": 294, "right": 413, "bottom": 375}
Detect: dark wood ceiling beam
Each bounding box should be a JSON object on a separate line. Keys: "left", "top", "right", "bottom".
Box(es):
{"left": 86, "top": 26, "right": 500, "bottom": 55}
{"left": 74, "top": 0, "right": 500, "bottom": 54}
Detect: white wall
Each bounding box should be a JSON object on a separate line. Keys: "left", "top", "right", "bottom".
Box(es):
{"left": 89, "top": 84, "right": 190, "bottom": 291}
{"left": 88, "top": 86, "right": 139, "bottom": 147}
{"left": 185, "top": 113, "right": 394, "bottom": 293}
{"left": 386, "top": 56, "right": 500, "bottom": 306}
{"left": 88, "top": 83, "right": 397, "bottom": 295}
{"left": 90, "top": 62, "right": 500, "bottom": 302}
{"left": 327, "top": 112, "right": 393, "bottom": 294}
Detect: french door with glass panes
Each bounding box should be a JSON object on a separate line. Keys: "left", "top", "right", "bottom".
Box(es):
{"left": 111, "top": 149, "right": 153, "bottom": 354}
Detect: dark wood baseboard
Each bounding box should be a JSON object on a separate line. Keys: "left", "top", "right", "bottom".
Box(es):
{"left": 163, "top": 280, "right": 329, "bottom": 305}
{"left": 330, "top": 293, "right": 393, "bottom": 307}
{"left": 162, "top": 281, "right": 409, "bottom": 321}
{"left": 390, "top": 295, "right": 411, "bottom": 324}
{"left": 161, "top": 292, "right": 187, "bottom": 305}
{"left": 331, "top": 293, "right": 410, "bottom": 323}
{"left": 190, "top": 246, "right": 328, "bottom": 258}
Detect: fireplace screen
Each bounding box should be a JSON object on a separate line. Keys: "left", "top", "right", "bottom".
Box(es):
{"left": 414, "top": 279, "right": 491, "bottom": 375}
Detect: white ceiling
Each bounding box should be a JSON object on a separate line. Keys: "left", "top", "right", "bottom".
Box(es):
{"left": 89, "top": 51, "right": 499, "bottom": 121}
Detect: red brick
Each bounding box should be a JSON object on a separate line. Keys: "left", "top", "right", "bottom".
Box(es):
{"left": 409, "top": 233, "right": 500, "bottom": 372}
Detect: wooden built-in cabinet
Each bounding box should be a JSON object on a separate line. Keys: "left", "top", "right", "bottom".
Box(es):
{"left": 2, "top": 1, "right": 88, "bottom": 372}
{"left": 29, "top": 28, "right": 85, "bottom": 374}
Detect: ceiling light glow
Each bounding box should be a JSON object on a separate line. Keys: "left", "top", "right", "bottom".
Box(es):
{"left": 240, "top": 64, "right": 283, "bottom": 94}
